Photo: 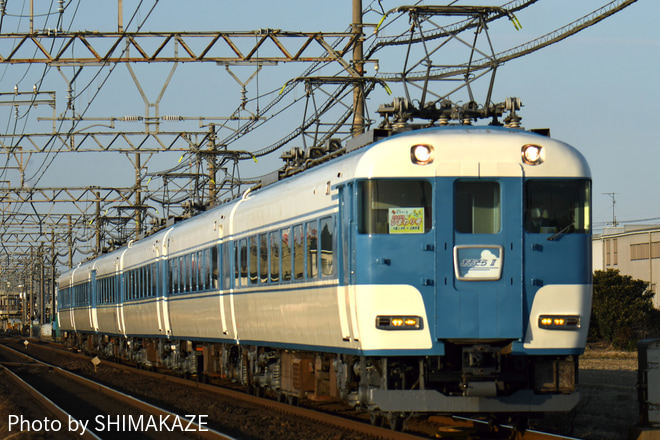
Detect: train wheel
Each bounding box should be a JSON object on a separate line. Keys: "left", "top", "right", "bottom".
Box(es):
{"left": 386, "top": 412, "right": 403, "bottom": 431}
{"left": 369, "top": 411, "right": 383, "bottom": 427}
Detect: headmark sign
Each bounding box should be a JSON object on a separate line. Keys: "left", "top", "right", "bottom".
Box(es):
{"left": 388, "top": 207, "right": 424, "bottom": 234}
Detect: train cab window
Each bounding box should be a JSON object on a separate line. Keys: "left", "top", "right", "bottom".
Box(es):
{"left": 270, "top": 231, "right": 280, "bottom": 283}
{"left": 293, "top": 225, "right": 304, "bottom": 280}
{"left": 525, "top": 179, "right": 591, "bottom": 234}
{"left": 358, "top": 180, "right": 432, "bottom": 234}
{"left": 455, "top": 181, "right": 501, "bottom": 234}
{"left": 320, "top": 216, "right": 334, "bottom": 277}
{"left": 282, "top": 227, "right": 292, "bottom": 282}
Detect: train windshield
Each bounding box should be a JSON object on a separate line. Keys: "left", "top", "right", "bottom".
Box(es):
{"left": 524, "top": 179, "right": 591, "bottom": 234}
{"left": 358, "top": 180, "right": 432, "bottom": 234}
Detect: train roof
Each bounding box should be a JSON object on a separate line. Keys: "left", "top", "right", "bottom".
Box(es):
{"left": 57, "top": 125, "right": 590, "bottom": 282}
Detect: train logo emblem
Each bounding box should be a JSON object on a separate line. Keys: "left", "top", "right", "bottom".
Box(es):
{"left": 455, "top": 246, "right": 503, "bottom": 280}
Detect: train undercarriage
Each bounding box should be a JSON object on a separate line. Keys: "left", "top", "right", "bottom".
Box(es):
{"left": 63, "top": 332, "right": 578, "bottom": 429}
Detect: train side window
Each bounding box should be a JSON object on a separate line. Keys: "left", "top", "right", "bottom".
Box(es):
{"left": 306, "top": 220, "right": 319, "bottom": 279}
{"left": 141, "top": 266, "right": 146, "bottom": 298}
{"left": 259, "top": 233, "right": 269, "bottom": 284}
{"left": 171, "top": 258, "right": 179, "bottom": 294}
{"left": 222, "top": 243, "right": 231, "bottom": 290}
{"left": 200, "top": 250, "right": 207, "bottom": 290}
{"left": 128, "top": 271, "right": 133, "bottom": 300}
{"left": 212, "top": 246, "right": 220, "bottom": 289}
{"left": 320, "top": 216, "right": 335, "bottom": 277}
{"left": 238, "top": 238, "right": 248, "bottom": 287}
{"left": 197, "top": 250, "right": 204, "bottom": 291}
{"left": 282, "top": 227, "right": 292, "bottom": 282}
{"left": 192, "top": 252, "right": 199, "bottom": 291}
{"left": 358, "top": 180, "right": 432, "bottom": 234}
{"left": 187, "top": 253, "right": 193, "bottom": 292}
{"left": 455, "top": 181, "right": 501, "bottom": 234}
{"left": 151, "top": 263, "right": 157, "bottom": 297}
{"left": 293, "top": 225, "right": 304, "bottom": 280}
{"left": 249, "top": 236, "right": 258, "bottom": 285}
{"left": 269, "top": 231, "right": 280, "bottom": 283}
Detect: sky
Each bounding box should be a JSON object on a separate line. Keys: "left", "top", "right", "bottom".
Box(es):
{"left": 0, "top": 0, "right": 657, "bottom": 250}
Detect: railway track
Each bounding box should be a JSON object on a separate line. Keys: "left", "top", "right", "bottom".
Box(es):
{"left": 0, "top": 336, "right": 582, "bottom": 440}
{"left": 0, "top": 343, "right": 233, "bottom": 440}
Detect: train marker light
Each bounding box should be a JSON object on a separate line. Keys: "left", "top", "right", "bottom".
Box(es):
{"left": 521, "top": 144, "right": 544, "bottom": 165}
{"left": 411, "top": 144, "right": 434, "bottom": 165}
{"left": 538, "top": 315, "right": 580, "bottom": 330}
{"left": 376, "top": 315, "right": 423, "bottom": 330}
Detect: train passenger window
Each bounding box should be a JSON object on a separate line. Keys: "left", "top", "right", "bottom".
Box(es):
{"left": 171, "top": 258, "right": 179, "bottom": 294}
{"left": 282, "top": 227, "right": 292, "bottom": 282}
{"left": 141, "top": 267, "right": 146, "bottom": 298}
{"left": 198, "top": 250, "right": 204, "bottom": 290}
{"left": 200, "top": 250, "right": 207, "bottom": 290}
{"left": 358, "top": 180, "right": 432, "bottom": 234}
{"left": 269, "top": 231, "right": 280, "bottom": 283}
{"left": 181, "top": 256, "right": 188, "bottom": 292}
{"left": 455, "top": 181, "right": 501, "bottom": 234}
{"left": 151, "top": 264, "right": 158, "bottom": 297}
{"left": 212, "top": 246, "right": 220, "bottom": 289}
{"left": 306, "top": 221, "right": 319, "bottom": 279}
{"left": 259, "top": 234, "right": 269, "bottom": 283}
{"left": 320, "top": 216, "right": 334, "bottom": 277}
{"left": 525, "top": 179, "right": 591, "bottom": 234}
{"left": 192, "top": 252, "right": 199, "bottom": 291}
{"left": 249, "top": 236, "right": 258, "bottom": 285}
{"left": 293, "top": 225, "right": 304, "bottom": 280}
{"left": 238, "top": 238, "right": 248, "bottom": 287}
{"left": 222, "top": 244, "right": 231, "bottom": 290}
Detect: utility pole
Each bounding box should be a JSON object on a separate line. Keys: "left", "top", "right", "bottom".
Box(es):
{"left": 604, "top": 193, "right": 618, "bottom": 227}
{"left": 208, "top": 124, "right": 218, "bottom": 207}
{"left": 135, "top": 152, "right": 142, "bottom": 240}
{"left": 352, "top": 0, "right": 365, "bottom": 136}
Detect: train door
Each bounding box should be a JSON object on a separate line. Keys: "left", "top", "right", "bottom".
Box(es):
{"left": 159, "top": 229, "right": 174, "bottom": 338}
{"left": 118, "top": 248, "right": 129, "bottom": 336}
{"left": 337, "top": 183, "right": 359, "bottom": 342}
{"left": 435, "top": 168, "right": 524, "bottom": 340}
{"left": 90, "top": 269, "right": 99, "bottom": 332}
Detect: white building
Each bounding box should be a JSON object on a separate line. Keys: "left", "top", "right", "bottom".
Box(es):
{"left": 592, "top": 225, "right": 660, "bottom": 308}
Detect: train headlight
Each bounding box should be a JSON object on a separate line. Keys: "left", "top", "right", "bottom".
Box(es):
{"left": 376, "top": 315, "right": 423, "bottom": 330}
{"left": 521, "top": 144, "right": 544, "bottom": 165}
{"left": 411, "top": 144, "right": 434, "bottom": 165}
{"left": 538, "top": 315, "right": 580, "bottom": 330}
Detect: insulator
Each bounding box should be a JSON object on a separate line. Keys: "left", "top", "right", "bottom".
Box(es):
{"left": 161, "top": 115, "right": 183, "bottom": 121}
{"left": 122, "top": 116, "right": 143, "bottom": 122}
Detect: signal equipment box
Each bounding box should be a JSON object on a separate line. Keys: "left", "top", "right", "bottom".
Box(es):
{"left": 638, "top": 339, "right": 660, "bottom": 426}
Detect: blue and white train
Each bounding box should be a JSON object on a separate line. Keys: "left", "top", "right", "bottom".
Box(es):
{"left": 57, "top": 123, "right": 592, "bottom": 424}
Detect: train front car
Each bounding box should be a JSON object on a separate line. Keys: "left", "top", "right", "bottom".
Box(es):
{"left": 352, "top": 126, "right": 591, "bottom": 418}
